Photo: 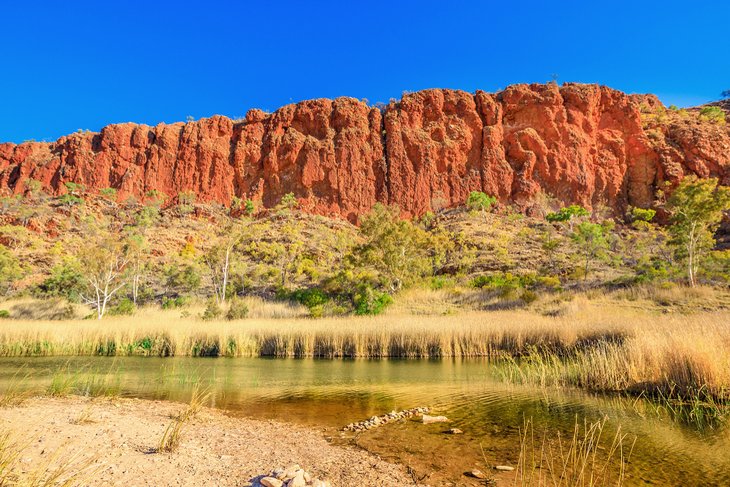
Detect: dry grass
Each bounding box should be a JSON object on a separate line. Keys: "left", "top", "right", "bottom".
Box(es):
{"left": 0, "top": 302, "right": 637, "bottom": 359}
{"left": 0, "top": 297, "right": 728, "bottom": 400}
{"left": 498, "top": 311, "right": 730, "bottom": 401}
{"left": 0, "top": 428, "right": 98, "bottom": 486}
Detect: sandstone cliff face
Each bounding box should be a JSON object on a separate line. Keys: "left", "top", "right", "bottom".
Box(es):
{"left": 1, "top": 83, "right": 728, "bottom": 221}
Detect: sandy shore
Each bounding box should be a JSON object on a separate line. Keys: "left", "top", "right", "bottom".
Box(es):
{"left": 0, "top": 397, "right": 416, "bottom": 486}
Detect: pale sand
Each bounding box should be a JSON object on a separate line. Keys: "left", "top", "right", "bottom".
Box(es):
{"left": 0, "top": 397, "right": 416, "bottom": 486}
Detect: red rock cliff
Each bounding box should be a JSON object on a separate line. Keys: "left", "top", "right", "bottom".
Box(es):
{"left": 1, "top": 83, "right": 728, "bottom": 221}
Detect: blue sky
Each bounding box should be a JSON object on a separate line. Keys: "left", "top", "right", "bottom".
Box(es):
{"left": 1, "top": 0, "right": 728, "bottom": 143}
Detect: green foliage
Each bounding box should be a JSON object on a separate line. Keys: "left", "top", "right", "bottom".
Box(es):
{"left": 470, "top": 271, "right": 545, "bottom": 301}
{"left": 0, "top": 310, "right": 8, "bottom": 319}
{"left": 466, "top": 191, "right": 497, "bottom": 213}
{"left": 226, "top": 297, "right": 249, "bottom": 320}
{"left": 135, "top": 205, "right": 161, "bottom": 228}
{"left": 107, "top": 298, "right": 136, "bottom": 316}
{"left": 201, "top": 298, "right": 222, "bottom": 321}
{"left": 571, "top": 222, "right": 610, "bottom": 281}
{"left": 0, "top": 245, "right": 23, "bottom": 295}
{"left": 165, "top": 264, "right": 202, "bottom": 294}
{"left": 36, "top": 259, "right": 85, "bottom": 301}
{"left": 57, "top": 193, "right": 84, "bottom": 208}
{"left": 546, "top": 205, "right": 589, "bottom": 224}
{"left": 356, "top": 203, "right": 432, "bottom": 292}
{"left": 145, "top": 189, "right": 168, "bottom": 206}
{"left": 99, "top": 187, "right": 118, "bottom": 201}
{"left": 289, "top": 287, "right": 329, "bottom": 310}
{"left": 276, "top": 193, "right": 298, "bottom": 213}
{"left": 471, "top": 272, "right": 531, "bottom": 294}
{"left": 244, "top": 198, "right": 255, "bottom": 215}
{"left": 665, "top": 177, "right": 730, "bottom": 286}
{"left": 161, "top": 296, "right": 189, "bottom": 309}
{"left": 177, "top": 191, "right": 196, "bottom": 215}
{"left": 353, "top": 285, "right": 393, "bottom": 315}
{"left": 25, "top": 179, "right": 44, "bottom": 200}
{"left": 629, "top": 207, "right": 656, "bottom": 223}
{"left": 63, "top": 182, "right": 85, "bottom": 193}
{"left": 699, "top": 106, "right": 726, "bottom": 124}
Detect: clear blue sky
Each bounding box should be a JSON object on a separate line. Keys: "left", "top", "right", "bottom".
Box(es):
{"left": 1, "top": 0, "right": 728, "bottom": 143}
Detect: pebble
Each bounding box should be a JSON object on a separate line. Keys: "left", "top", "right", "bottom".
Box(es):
{"left": 494, "top": 465, "right": 515, "bottom": 471}
{"left": 468, "top": 469, "right": 488, "bottom": 479}
{"left": 446, "top": 428, "right": 463, "bottom": 434}
{"left": 260, "top": 478, "right": 283, "bottom": 487}
{"left": 261, "top": 466, "right": 331, "bottom": 487}
{"left": 288, "top": 471, "right": 306, "bottom": 487}
{"left": 342, "top": 407, "right": 430, "bottom": 432}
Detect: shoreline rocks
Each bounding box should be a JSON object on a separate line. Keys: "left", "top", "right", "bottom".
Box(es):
{"left": 260, "top": 464, "right": 331, "bottom": 487}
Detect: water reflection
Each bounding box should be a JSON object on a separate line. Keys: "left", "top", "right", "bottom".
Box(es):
{"left": 0, "top": 357, "right": 727, "bottom": 485}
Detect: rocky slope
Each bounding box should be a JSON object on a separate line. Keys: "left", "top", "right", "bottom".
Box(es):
{"left": 1, "top": 83, "right": 728, "bottom": 221}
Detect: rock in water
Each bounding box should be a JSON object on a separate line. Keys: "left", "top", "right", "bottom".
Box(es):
{"left": 422, "top": 414, "right": 449, "bottom": 424}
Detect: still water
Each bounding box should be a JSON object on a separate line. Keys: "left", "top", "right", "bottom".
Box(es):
{"left": 0, "top": 357, "right": 727, "bottom": 485}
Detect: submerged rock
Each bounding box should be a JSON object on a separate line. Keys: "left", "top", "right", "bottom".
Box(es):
{"left": 342, "top": 407, "right": 430, "bottom": 432}
{"left": 422, "top": 414, "right": 449, "bottom": 424}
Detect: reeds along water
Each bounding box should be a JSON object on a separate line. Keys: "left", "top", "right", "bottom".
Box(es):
{"left": 0, "top": 307, "right": 728, "bottom": 401}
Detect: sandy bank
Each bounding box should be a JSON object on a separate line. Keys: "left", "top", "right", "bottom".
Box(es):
{"left": 0, "top": 397, "right": 414, "bottom": 486}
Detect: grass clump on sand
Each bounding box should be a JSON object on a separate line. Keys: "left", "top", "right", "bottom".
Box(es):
{"left": 157, "top": 385, "right": 209, "bottom": 453}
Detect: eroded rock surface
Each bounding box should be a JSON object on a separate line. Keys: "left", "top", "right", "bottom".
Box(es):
{"left": 1, "top": 83, "right": 728, "bottom": 221}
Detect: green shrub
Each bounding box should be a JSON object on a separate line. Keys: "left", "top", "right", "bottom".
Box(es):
{"left": 226, "top": 297, "right": 249, "bottom": 320}
{"left": 108, "top": 298, "right": 136, "bottom": 316}
{"left": 536, "top": 275, "right": 562, "bottom": 290}
{"left": 99, "top": 187, "right": 118, "bottom": 200}
{"left": 429, "top": 276, "right": 454, "bottom": 290}
{"left": 699, "top": 106, "right": 726, "bottom": 124}
{"left": 630, "top": 207, "right": 656, "bottom": 223}
{"left": 36, "top": 261, "right": 85, "bottom": 301}
{"left": 290, "top": 287, "right": 328, "bottom": 308}
{"left": 0, "top": 310, "right": 9, "bottom": 319}
{"left": 353, "top": 285, "right": 393, "bottom": 315}
{"left": 244, "top": 198, "right": 255, "bottom": 215}
{"left": 201, "top": 298, "right": 222, "bottom": 321}
{"left": 466, "top": 191, "right": 497, "bottom": 213}
{"left": 161, "top": 296, "right": 189, "bottom": 309}
{"left": 177, "top": 191, "right": 196, "bottom": 215}
{"left": 57, "top": 193, "right": 84, "bottom": 207}
{"left": 471, "top": 272, "right": 540, "bottom": 298}
{"left": 546, "top": 205, "right": 589, "bottom": 224}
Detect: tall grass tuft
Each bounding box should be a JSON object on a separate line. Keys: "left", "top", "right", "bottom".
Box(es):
{"left": 157, "top": 385, "right": 210, "bottom": 453}
{"left": 514, "top": 417, "right": 635, "bottom": 487}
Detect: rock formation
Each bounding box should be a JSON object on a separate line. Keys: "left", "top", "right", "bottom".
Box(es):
{"left": 1, "top": 83, "right": 728, "bottom": 221}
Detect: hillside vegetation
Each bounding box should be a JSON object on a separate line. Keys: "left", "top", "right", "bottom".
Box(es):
{"left": 0, "top": 177, "right": 728, "bottom": 321}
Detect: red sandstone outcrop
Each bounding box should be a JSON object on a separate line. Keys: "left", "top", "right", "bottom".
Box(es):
{"left": 0, "top": 83, "right": 727, "bottom": 221}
